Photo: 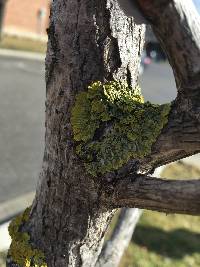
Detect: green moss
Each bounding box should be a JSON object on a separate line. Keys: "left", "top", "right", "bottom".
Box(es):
{"left": 8, "top": 207, "right": 47, "bottom": 267}
{"left": 71, "top": 81, "right": 171, "bottom": 176}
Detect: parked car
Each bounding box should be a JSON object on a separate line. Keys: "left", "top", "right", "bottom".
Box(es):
{"left": 146, "top": 42, "right": 167, "bottom": 62}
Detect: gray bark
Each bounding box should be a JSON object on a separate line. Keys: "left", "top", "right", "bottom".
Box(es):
{"left": 7, "top": 0, "right": 200, "bottom": 266}
{"left": 7, "top": 0, "right": 145, "bottom": 266}
{"left": 112, "top": 175, "right": 200, "bottom": 215}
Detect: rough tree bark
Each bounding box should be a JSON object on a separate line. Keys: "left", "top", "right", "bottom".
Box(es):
{"left": 7, "top": 0, "right": 200, "bottom": 267}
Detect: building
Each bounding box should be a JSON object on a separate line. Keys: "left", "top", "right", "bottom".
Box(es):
{"left": 2, "top": 0, "right": 50, "bottom": 40}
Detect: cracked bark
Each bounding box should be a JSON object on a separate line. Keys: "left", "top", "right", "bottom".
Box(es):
{"left": 7, "top": 0, "right": 200, "bottom": 266}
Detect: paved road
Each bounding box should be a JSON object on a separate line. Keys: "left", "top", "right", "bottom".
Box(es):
{"left": 0, "top": 57, "right": 197, "bottom": 204}
{"left": 140, "top": 62, "right": 176, "bottom": 104}
{"left": 0, "top": 56, "right": 45, "bottom": 203}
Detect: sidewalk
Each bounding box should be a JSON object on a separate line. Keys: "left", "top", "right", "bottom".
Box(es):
{"left": 0, "top": 48, "right": 45, "bottom": 61}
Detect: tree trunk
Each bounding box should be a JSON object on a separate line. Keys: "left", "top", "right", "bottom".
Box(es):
{"left": 7, "top": 0, "right": 200, "bottom": 266}
{"left": 7, "top": 0, "right": 145, "bottom": 266}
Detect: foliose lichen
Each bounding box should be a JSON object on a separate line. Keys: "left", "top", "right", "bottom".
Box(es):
{"left": 8, "top": 207, "right": 47, "bottom": 267}
{"left": 71, "top": 81, "right": 171, "bottom": 176}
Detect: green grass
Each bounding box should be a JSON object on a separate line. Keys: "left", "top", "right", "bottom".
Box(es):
{"left": 0, "top": 252, "right": 6, "bottom": 267}
{"left": 120, "top": 211, "right": 200, "bottom": 267}
{"left": 119, "top": 161, "right": 200, "bottom": 267}
{"left": 0, "top": 35, "right": 47, "bottom": 54}
{"left": 161, "top": 160, "right": 200, "bottom": 179}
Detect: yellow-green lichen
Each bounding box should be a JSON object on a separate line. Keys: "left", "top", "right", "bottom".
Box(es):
{"left": 71, "top": 81, "right": 171, "bottom": 176}
{"left": 8, "top": 207, "right": 47, "bottom": 267}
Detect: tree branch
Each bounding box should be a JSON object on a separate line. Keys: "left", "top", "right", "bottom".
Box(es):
{"left": 111, "top": 175, "right": 200, "bottom": 215}
{"left": 95, "top": 208, "right": 142, "bottom": 267}
{"left": 97, "top": 168, "right": 164, "bottom": 266}
{"left": 139, "top": 108, "right": 200, "bottom": 172}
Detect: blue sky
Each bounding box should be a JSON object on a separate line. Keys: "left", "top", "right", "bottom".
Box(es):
{"left": 193, "top": 0, "right": 200, "bottom": 13}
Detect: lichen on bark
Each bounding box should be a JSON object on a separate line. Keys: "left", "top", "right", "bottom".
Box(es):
{"left": 8, "top": 207, "right": 47, "bottom": 267}
{"left": 71, "top": 81, "right": 171, "bottom": 176}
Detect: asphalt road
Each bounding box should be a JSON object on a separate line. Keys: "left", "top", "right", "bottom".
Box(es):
{"left": 0, "top": 56, "right": 45, "bottom": 203}
{"left": 0, "top": 56, "right": 186, "bottom": 204}
{"left": 140, "top": 62, "right": 176, "bottom": 104}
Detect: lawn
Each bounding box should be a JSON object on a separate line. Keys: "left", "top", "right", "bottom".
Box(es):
{"left": 0, "top": 252, "right": 5, "bottom": 267}
{"left": 0, "top": 35, "right": 47, "bottom": 54}
{"left": 120, "top": 211, "right": 200, "bottom": 267}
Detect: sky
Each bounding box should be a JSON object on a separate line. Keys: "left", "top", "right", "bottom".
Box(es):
{"left": 193, "top": 0, "right": 200, "bottom": 13}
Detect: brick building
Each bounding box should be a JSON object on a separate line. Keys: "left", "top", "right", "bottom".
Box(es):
{"left": 2, "top": 0, "right": 50, "bottom": 40}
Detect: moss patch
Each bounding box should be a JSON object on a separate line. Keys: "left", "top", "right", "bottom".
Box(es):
{"left": 8, "top": 207, "right": 47, "bottom": 267}
{"left": 71, "top": 81, "right": 171, "bottom": 176}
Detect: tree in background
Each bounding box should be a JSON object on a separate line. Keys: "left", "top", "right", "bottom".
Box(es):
{"left": 6, "top": 0, "right": 200, "bottom": 266}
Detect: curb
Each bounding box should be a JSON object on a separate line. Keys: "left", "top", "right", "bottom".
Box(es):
{"left": 0, "top": 49, "right": 45, "bottom": 61}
